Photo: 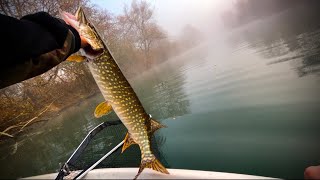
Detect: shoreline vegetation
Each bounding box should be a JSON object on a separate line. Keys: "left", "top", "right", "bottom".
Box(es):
{"left": 0, "top": 0, "right": 203, "bottom": 143}
{"left": 0, "top": 89, "right": 100, "bottom": 143}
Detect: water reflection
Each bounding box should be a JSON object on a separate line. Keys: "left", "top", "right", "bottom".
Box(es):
{"left": 0, "top": 96, "right": 119, "bottom": 178}
{"left": 130, "top": 56, "right": 194, "bottom": 168}
{"left": 0, "top": 83, "right": 178, "bottom": 179}
{"left": 133, "top": 58, "right": 192, "bottom": 120}
{"left": 229, "top": 4, "right": 320, "bottom": 77}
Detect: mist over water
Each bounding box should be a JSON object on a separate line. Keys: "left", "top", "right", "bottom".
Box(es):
{"left": 152, "top": 0, "right": 231, "bottom": 37}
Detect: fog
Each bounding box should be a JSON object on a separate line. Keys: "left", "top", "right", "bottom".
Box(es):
{"left": 93, "top": 0, "right": 233, "bottom": 39}
{"left": 152, "top": 0, "right": 232, "bottom": 37}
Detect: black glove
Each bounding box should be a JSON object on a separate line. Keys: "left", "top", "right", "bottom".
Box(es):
{"left": 22, "top": 12, "right": 81, "bottom": 53}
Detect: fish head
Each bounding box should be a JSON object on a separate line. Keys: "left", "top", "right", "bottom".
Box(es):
{"left": 75, "top": 7, "right": 104, "bottom": 57}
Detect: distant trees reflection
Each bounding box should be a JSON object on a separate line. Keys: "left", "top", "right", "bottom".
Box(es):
{"left": 225, "top": 1, "right": 320, "bottom": 77}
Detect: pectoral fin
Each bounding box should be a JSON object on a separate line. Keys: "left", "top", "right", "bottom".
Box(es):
{"left": 121, "top": 132, "right": 136, "bottom": 153}
{"left": 66, "top": 55, "right": 86, "bottom": 62}
{"left": 150, "top": 118, "right": 166, "bottom": 134}
{"left": 94, "top": 101, "right": 113, "bottom": 118}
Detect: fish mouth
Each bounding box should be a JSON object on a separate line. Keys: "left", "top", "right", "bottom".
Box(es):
{"left": 82, "top": 45, "right": 104, "bottom": 59}
{"left": 75, "top": 7, "right": 104, "bottom": 57}
{"left": 75, "top": 7, "right": 88, "bottom": 25}
{"left": 60, "top": 7, "right": 103, "bottom": 59}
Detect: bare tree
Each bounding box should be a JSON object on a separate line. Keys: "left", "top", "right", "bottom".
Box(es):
{"left": 124, "top": 0, "right": 166, "bottom": 68}
{"left": 0, "top": 0, "right": 193, "bottom": 142}
{"left": 179, "top": 24, "right": 204, "bottom": 50}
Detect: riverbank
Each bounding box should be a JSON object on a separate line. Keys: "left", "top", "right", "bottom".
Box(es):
{"left": 0, "top": 90, "right": 100, "bottom": 143}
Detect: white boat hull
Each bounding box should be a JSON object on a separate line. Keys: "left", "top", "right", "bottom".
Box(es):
{"left": 24, "top": 168, "right": 278, "bottom": 179}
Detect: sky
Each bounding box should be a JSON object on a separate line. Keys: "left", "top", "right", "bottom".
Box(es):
{"left": 91, "top": 0, "right": 232, "bottom": 38}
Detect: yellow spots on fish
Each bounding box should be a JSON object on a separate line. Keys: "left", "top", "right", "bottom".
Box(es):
{"left": 113, "top": 85, "right": 121, "bottom": 89}
{"left": 113, "top": 106, "right": 122, "bottom": 111}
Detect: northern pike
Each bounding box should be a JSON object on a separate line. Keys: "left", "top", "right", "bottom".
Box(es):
{"left": 61, "top": 7, "right": 169, "bottom": 179}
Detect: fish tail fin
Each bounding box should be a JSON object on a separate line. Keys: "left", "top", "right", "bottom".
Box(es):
{"left": 134, "top": 155, "right": 169, "bottom": 179}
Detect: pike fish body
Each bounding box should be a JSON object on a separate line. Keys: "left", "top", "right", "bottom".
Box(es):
{"left": 64, "top": 7, "right": 169, "bottom": 179}
{"left": 88, "top": 52, "right": 152, "bottom": 149}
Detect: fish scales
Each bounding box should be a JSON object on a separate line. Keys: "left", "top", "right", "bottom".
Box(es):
{"left": 64, "top": 7, "right": 169, "bottom": 179}
{"left": 88, "top": 52, "right": 150, "bottom": 154}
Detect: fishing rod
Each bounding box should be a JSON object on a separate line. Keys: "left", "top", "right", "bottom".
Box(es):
{"left": 75, "top": 140, "right": 124, "bottom": 179}
{"left": 55, "top": 120, "right": 123, "bottom": 180}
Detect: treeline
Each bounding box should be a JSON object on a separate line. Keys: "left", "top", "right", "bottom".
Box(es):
{"left": 221, "top": 0, "right": 320, "bottom": 28}
{"left": 227, "top": 0, "right": 320, "bottom": 78}
{"left": 0, "top": 0, "right": 202, "bottom": 139}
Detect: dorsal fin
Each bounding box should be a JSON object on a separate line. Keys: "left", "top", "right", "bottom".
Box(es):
{"left": 150, "top": 118, "right": 166, "bottom": 135}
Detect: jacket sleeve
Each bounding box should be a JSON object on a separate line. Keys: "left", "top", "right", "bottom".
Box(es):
{"left": 0, "top": 12, "right": 81, "bottom": 89}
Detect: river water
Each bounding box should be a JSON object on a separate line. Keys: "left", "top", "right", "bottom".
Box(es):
{"left": 1, "top": 5, "right": 320, "bottom": 179}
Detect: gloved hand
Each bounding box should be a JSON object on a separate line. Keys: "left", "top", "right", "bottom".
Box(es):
{"left": 60, "top": 11, "right": 89, "bottom": 49}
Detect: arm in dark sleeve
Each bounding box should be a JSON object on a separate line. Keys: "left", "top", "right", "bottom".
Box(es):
{"left": 0, "top": 12, "right": 81, "bottom": 89}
